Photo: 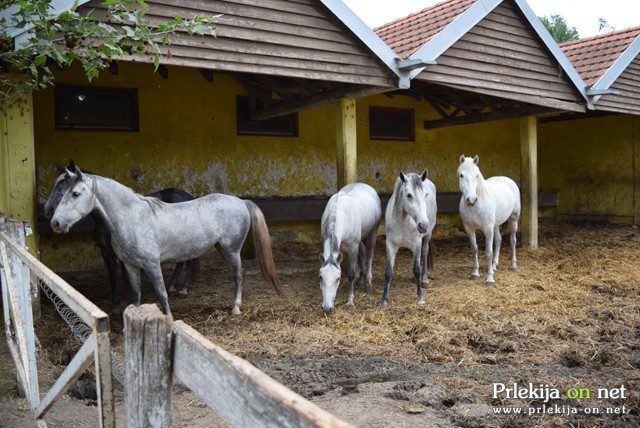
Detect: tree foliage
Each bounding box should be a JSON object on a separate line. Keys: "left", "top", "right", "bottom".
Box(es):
{"left": 539, "top": 14, "right": 579, "bottom": 43}
{"left": 0, "top": 0, "right": 218, "bottom": 101}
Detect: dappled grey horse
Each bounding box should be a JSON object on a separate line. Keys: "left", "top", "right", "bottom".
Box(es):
{"left": 381, "top": 170, "right": 437, "bottom": 309}
{"left": 50, "top": 166, "right": 283, "bottom": 318}
{"left": 44, "top": 161, "right": 199, "bottom": 313}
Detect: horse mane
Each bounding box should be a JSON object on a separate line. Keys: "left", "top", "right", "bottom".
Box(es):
{"left": 140, "top": 195, "right": 165, "bottom": 216}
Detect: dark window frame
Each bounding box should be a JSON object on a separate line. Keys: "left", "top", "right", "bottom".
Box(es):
{"left": 369, "top": 106, "right": 415, "bottom": 141}
{"left": 236, "top": 96, "right": 299, "bottom": 137}
{"left": 54, "top": 85, "right": 139, "bottom": 132}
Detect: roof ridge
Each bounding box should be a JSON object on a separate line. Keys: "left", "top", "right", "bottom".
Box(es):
{"left": 561, "top": 26, "right": 640, "bottom": 49}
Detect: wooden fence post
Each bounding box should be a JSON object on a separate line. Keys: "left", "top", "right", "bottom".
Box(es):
{"left": 124, "top": 304, "right": 173, "bottom": 428}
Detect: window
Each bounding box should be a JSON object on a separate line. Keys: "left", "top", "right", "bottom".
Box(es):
{"left": 55, "top": 85, "right": 139, "bottom": 131}
{"left": 369, "top": 106, "right": 415, "bottom": 141}
{"left": 236, "top": 96, "right": 298, "bottom": 137}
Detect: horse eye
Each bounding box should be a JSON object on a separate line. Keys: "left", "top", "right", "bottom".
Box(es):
{"left": 459, "top": 173, "right": 464, "bottom": 178}
{"left": 72, "top": 191, "right": 80, "bottom": 198}
{"left": 407, "top": 193, "right": 413, "bottom": 199}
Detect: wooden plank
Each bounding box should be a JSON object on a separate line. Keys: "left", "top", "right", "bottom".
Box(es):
{"left": 172, "top": 320, "right": 353, "bottom": 428}
{"left": 124, "top": 305, "right": 173, "bottom": 428}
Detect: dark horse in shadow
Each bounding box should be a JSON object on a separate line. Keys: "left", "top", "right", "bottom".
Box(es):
{"left": 44, "top": 160, "right": 199, "bottom": 314}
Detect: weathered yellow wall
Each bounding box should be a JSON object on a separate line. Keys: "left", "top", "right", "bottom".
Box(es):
{"left": 539, "top": 115, "right": 635, "bottom": 223}
{"left": 1, "top": 83, "right": 38, "bottom": 254}
{"left": 34, "top": 62, "right": 537, "bottom": 271}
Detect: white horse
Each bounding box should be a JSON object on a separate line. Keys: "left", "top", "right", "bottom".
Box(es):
{"left": 380, "top": 170, "right": 437, "bottom": 309}
{"left": 319, "top": 183, "right": 381, "bottom": 314}
{"left": 50, "top": 166, "right": 283, "bottom": 318}
{"left": 457, "top": 155, "right": 521, "bottom": 284}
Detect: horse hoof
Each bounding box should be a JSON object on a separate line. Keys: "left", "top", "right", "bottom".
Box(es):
{"left": 380, "top": 302, "right": 389, "bottom": 310}
{"left": 232, "top": 307, "right": 241, "bottom": 316}
{"left": 511, "top": 267, "right": 518, "bottom": 272}
{"left": 417, "top": 299, "right": 425, "bottom": 305}
{"left": 168, "top": 286, "right": 176, "bottom": 293}
{"left": 179, "top": 289, "right": 188, "bottom": 296}
{"left": 470, "top": 274, "right": 480, "bottom": 280}
{"left": 485, "top": 280, "right": 495, "bottom": 286}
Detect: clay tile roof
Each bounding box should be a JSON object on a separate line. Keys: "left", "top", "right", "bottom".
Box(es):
{"left": 375, "top": 0, "right": 477, "bottom": 59}
{"left": 560, "top": 26, "right": 640, "bottom": 87}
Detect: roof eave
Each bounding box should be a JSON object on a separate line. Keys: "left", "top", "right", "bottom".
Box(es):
{"left": 407, "top": 0, "right": 503, "bottom": 78}
{"left": 512, "top": 0, "right": 590, "bottom": 105}
{"left": 320, "top": 0, "right": 411, "bottom": 88}
{"left": 589, "top": 33, "right": 640, "bottom": 105}
{"left": 1, "top": 0, "right": 92, "bottom": 48}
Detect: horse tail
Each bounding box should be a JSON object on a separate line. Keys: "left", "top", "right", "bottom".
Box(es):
{"left": 427, "top": 239, "right": 436, "bottom": 271}
{"left": 244, "top": 200, "right": 285, "bottom": 297}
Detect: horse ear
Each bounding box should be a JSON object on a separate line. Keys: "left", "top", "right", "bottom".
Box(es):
{"left": 68, "top": 159, "right": 77, "bottom": 170}
{"left": 74, "top": 165, "right": 85, "bottom": 180}
{"left": 399, "top": 170, "right": 407, "bottom": 183}
{"left": 318, "top": 252, "right": 325, "bottom": 264}
{"left": 421, "top": 169, "right": 429, "bottom": 181}
{"left": 459, "top": 155, "right": 465, "bottom": 164}
{"left": 336, "top": 252, "right": 343, "bottom": 264}
{"left": 473, "top": 155, "right": 479, "bottom": 165}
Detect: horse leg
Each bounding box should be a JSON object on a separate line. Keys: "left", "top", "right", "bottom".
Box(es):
{"left": 183, "top": 259, "right": 193, "bottom": 293}
{"left": 168, "top": 262, "right": 183, "bottom": 293}
{"left": 100, "top": 250, "right": 120, "bottom": 314}
{"left": 142, "top": 262, "right": 173, "bottom": 319}
{"left": 493, "top": 224, "right": 502, "bottom": 271}
{"left": 345, "top": 248, "right": 358, "bottom": 307}
{"left": 380, "top": 244, "right": 397, "bottom": 309}
{"left": 509, "top": 217, "right": 518, "bottom": 271}
{"left": 420, "top": 235, "right": 431, "bottom": 286}
{"left": 122, "top": 264, "right": 142, "bottom": 307}
{"left": 465, "top": 225, "right": 480, "bottom": 280}
{"left": 216, "top": 243, "right": 244, "bottom": 316}
{"left": 483, "top": 226, "right": 496, "bottom": 285}
{"left": 356, "top": 241, "right": 366, "bottom": 287}
{"left": 364, "top": 229, "right": 377, "bottom": 292}
{"left": 412, "top": 244, "right": 425, "bottom": 305}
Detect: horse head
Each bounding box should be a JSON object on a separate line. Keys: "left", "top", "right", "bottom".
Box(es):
{"left": 458, "top": 155, "right": 481, "bottom": 207}
{"left": 50, "top": 165, "right": 96, "bottom": 234}
{"left": 44, "top": 160, "right": 78, "bottom": 218}
{"left": 398, "top": 170, "right": 431, "bottom": 234}
{"left": 318, "top": 236, "right": 343, "bottom": 315}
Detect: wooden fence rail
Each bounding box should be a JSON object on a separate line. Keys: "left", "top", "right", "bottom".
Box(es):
{"left": 125, "top": 304, "right": 354, "bottom": 428}
{"left": 0, "top": 217, "right": 115, "bottom": 428}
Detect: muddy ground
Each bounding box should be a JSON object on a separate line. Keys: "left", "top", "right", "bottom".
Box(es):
{"left": 1, "top": 219, "right": 639, "bottom": 427}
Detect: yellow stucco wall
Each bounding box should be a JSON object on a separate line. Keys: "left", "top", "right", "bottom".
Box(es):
{"left": 33, "top": 62, "right": 530, "bottom": 270}
{"left": 539, "top": 115, "right": 635, "bottom": 223}
{"left": 1, "top": 84, "right": 38, "bottom": 253}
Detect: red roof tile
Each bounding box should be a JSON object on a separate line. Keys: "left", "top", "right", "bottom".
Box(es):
{"left": 375, "top": 0, "right": 476, "bottom": 59}
{"left": 561, "top": 27, "right": 640, "bottom": 87}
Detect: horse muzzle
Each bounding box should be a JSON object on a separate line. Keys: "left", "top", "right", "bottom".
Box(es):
{"left": 50, "top": 219, "right": 69, "bottom": 234}
{"left": 417, "top": 222, "right": 429, "bottom": 234}
{"left": 322, "top": 305, "right": 335, "bottom": 315}
{"left": 465, "top": 197, "right": 477, "bottom": 207}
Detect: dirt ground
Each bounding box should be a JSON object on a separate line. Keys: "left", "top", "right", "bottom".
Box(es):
{"left": 1, "top": 219, "right": 639, "bottom": 427}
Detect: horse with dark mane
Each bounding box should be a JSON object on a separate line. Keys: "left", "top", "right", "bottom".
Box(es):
{"left": 44, "top": 161, "right": 199, "bottom": 313}
{"left": 49, "top": 165, "right": 283, "bottom": 318}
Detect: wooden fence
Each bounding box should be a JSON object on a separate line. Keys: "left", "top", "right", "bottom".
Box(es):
{"left": 124, "top": 304, "right": 353, "bottom": 428}
{"left": 2, "top": 217, "right": 351, "bottom": 427}
{"left": 0, "top": 217, "right": 115, "bottom": 428}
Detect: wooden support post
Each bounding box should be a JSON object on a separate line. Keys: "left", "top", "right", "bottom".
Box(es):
{"left": 633, "top": 116, "right": 640, "bottom": 225}
{"left": 520, "top": 116, "right": 538, "bottom": 249}
{"left": 124, "top": 304, "right": 173, "bottom": 428}
{"left": 335, "top": 98, "right": 357, "bottom": 190}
